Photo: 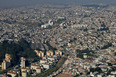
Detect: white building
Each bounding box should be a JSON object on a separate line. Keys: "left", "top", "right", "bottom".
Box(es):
{"left": 31, "top": 64, "right": 40, "bottom": 70}
{"left": 41, "top": 20, "right": 53, "bottom": 28}
{"left": 48, "top": 56, "right": 55, "bottom": 61}
{"left": 71, "top": 24, "right": 88, "bottom": 28}
{"left": 40, "top": 59, "right": 48, "bottom": 64}
{"left": 20, "top": 57, "right": 26, "bottom": 68}
{"left": 42, "top": 63, "right": 51, "bottom": 69}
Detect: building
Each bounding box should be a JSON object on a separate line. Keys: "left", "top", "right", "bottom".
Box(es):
{"left": 41, "top": 20, "right": 53, "bottom": 28}
{"left": 2, "top": 60, "right": 11, "bottom": 70}
{"left": 36, "top": 67, "right": 41, "bottom": 73}
{"left": 31, "top": 64, "right": 40, "bottom": 70}
{"left": 48, "top": 56, "right": 56, "bottom": 61}
{"left": 42, "top": 63, "right": 51, "bottom": 69}
{"left": 31, "top": 64, "right": 42, "bottom": 73}
{"left": 55, "top": 50, "right": 62, "bottom": 56}
{"left": 21, "top": 67, "right": 30, "bottom": 74}
{"left": 46, "top": 50, "right": 53, "bottom": 56}
{"left": 42, "top": 56, "right": 47, "bottom": 59}
{"left": 5, "top": 54, "right": 11, "bottom": 62}
{"left": 1, "top": 54, "right": 11, "bottom": 70}
{"left": 7, "top": 71, "right": 17, "bottom": 77}
{"left": 67, "top": 43, "right": 71, "bottom": 47}
{"left": 20, "top": 57, "right": 26, "bottom": 68}
{"left": 2, "top": 60, "right": 7, "bottom": 70}
{"left": 49, "top": 60, "right": 55, "bottom": 66}
{"left": 71, "top": 24, "right": 88, "bottom": 28}
{"left": 40, "top": 59, "right": 48, "bottom": 64}
{"left": 21, "top": 67, "right": 26, "bottom": 72}
{"left": 34, "top": 50, "right": 44, "bottom": 57}
{"left": 53, "top": 55, "right": 60, "bottom": 60}
{"left": 22, "top": 71, "right": 27, "bottom": 77}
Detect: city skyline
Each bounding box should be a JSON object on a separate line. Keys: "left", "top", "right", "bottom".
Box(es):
{"left": 0, "top": 0, "right": 116, "bottom": 77}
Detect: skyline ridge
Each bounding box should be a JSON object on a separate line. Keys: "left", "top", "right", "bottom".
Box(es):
{"left": 0, "top": 0, "right": 116, "bottom": 8}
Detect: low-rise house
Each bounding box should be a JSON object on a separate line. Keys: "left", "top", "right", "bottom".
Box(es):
{"left": 7, "top": 71, "right": 17, "bottom": 77}
{"left": 22, "top": 71, "right": 27, "bottom": 77}
{"left": 42, "top": 63, "right": 51, "bottom": 69}
{"left": 40, "top": 59, "right": 48, "bottom": 64}
{"left": 31, "top": 64, "right": 40, "bottom": 70}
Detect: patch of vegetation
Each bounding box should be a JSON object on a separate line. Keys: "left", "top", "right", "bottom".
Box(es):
{"left": 101, "top": 43, "right": 112, "bottom": 49}
{"left": 107, "top": 67, "right": 116, "bottom": 75}
{"left": 45, "top": 41, "right": 57, "bottom": 55}
{"left": 90, "top": 67, "right": 102, "bottom": 73}
{"left": 0, "top": 39, "right": 38, "bottom": 66}
{"left": 76, "top": 49, "right": 95, "bottom": 59}
{"left": 0, "top": 67, "right": 13, "bottom": 73}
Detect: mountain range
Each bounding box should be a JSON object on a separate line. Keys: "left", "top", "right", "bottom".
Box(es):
{"left": 0, "top": 0, "right": 115, "bottom": 8}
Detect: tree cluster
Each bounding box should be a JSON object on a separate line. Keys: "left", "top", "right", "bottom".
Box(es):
{"left": 0, "top": 39, "right": 38, "bottom": 66}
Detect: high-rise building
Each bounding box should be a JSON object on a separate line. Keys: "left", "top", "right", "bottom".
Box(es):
{"left": 2, "top": 60, "right": 7, "bottom": 70}
{"left": 46, "top": 50, "right": 53, "bottom": 56}
{"left": 1, "top": 54, "right": 11, "bottom": 70}
{"left": 20, "top": 57, "right": 26, "bottom": 68}
{"left": 5, "top": 54, "right": 11, "bottom": 62}
{"left": 34, "top": 50, "right": 44, "bottom": 57}
{"left": 55, "top": 50, "right": 62, "bottom": 56}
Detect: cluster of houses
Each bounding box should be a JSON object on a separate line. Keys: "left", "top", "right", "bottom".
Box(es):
{"left": 0, "top": 50, "right": 62, "bottom": 77}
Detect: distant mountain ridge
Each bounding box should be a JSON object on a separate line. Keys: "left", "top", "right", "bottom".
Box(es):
{"left": 0, "top": 0, "right": 115, "bottom": 8}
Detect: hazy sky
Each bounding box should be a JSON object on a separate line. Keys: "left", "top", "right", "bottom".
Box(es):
{"left": 0, "top": 0, "right": 115, "bottom": 8}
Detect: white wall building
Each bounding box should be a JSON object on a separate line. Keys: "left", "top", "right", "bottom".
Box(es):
{"left": 20, "top": 57, "right": 26, "bottom": 68}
